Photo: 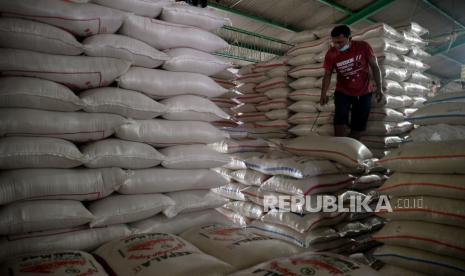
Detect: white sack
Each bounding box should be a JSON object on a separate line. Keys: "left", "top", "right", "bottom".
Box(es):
{"left": 0, "top": 200, "right": 94, "bottom": 235}
{"left": 244, "top": 156, "right": 347, "bottom": 178}
{"left": 119, "top": 168, "right": 228, "bottom": 194}
{"left": 230, "top": 251, "right": 380, "bottom": 276}
{"left": 163, "top": 190, "right": 229, "bottom": 218}
{"left": 286, "top": 38, "right": 330, "bottom": 56}
{"left": 288, "top": 64, "right": 325, "bottom": 78}
{"left": 378, "top": 172, "right": 465, "bottom": 200}
{"left": 372, "top": 220, "right": 465, "bottom": 260}
{"left": 409, "top": 124, "right": 465, "bottom": 143}
{"left": 181, "top": 224, "right": 299, "bottom": 269}
{"left": 0, "top": 76, "right": 82, "bottom": 111}
{"left": 0, "top": 17, "right": 83, "bottom": 55}
{"left": 0, "top": 250, "right": 108, "bottom": 276}
{"left": 130, "top": 209, "right": 229, "bottom": 235}
{"left": 89, "top": 194, "right": 174, "bottom": 227}
{"left": 0, "top": 108, "right": 126, "bottom": 142}
{"left": 160, "top": 145, "right": 231, "bottom": 169}
{"left": 82, "top": 138, "right": 165, "bottom": 169}
{"left": 284, "top": 136, "right": 373, "bottom": 170}
{"left": 94, "top": 233, "right": 233, "bottom": 276}
{"left": 0, "top": 168, "right": 124, "bottom": 204}
{"left": 83, "top": 34, "right": 169, "bottom": 68}
{"left": 289, "top": 88, "right": 324, "bottom": 102}
{"left": 93, "top": 0, "right": 173, "bottom": 17}
{"left": 116, "top": 119, "right": 229, "bottom": 147}
{"left": 287, "top": 53, "right": 316, "bottom": 66}
{"left": 261, "top": 174, "right": 354, "bottom": 196}
{"left": 161, "top": 95, "right": 230, "bottom": 122}
{"left": 255, "top": 77, "right": 290, "bottom": 93}
{"left": 378, "top": 140, "right": 465, "bottom": 174}
{"left": 161, "top": 2, "right": 230, "bottom": 31}
{"left": 290, "top": 77, "right": 318, "bottom": 89}
{"left": 163, "top": 47, "right": 231, "bottom": 76}
{"left": 408, "top": 102, "right": 465, "bottom": 125}
{"left": 0, "top": 49, "right": 131, "bottom": 90}
{"left": 288, "top": 101, "right": 318, "bottom": 113}
{"left": 118, "top": 67, "right": 228, "bottom": 98}
{"left": 0, "top": 0, "right": 125, "bottom": 36}
{"left": 211, "top": 183, "right": 247, "bottom": 201}
{"left": 120, "top": 14, "right": 228, "bottom": 52}
{"left": 288, "top": 30, "right": 317, "bottom": 44}
{"left": 289, "top": 112, "right": 333, "bottom": 125}
{"left": 0, "top": 225, "right": 131, "bottom": 262}
{"left": 0, "top": 137, "right": 83, "bottom": 169}
{"left": 80, "top": 87, "right": 166, "bottom": 119}
{"left": 374, "top": 245, "right": 465, "bottom": 276}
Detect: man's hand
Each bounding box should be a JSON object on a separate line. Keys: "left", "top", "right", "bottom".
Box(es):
{"left": 320, "top": 94, "right": 329, "bottom": 105}
{"left": 375, "top": 88, "right": 385, "bottom": 103}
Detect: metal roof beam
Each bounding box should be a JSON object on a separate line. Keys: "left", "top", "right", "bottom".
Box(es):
{"left": 208, "top": 2, "right": 300, "bottom": 32}
{"left": 422, "top": 0, "right": 465, "bottom": 30}
{"left": 338, "top": 0, "right": 396, "bottom": 25}
{"left": 429, "top": 34, "right": 465, "bottom": 55}
{"left": 315, "top": 0, "right": 376, "bottom": 23}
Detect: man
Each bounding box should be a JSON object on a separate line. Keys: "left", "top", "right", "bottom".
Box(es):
{"left": 320, "top": 25, "right": 384, "bottom": 139}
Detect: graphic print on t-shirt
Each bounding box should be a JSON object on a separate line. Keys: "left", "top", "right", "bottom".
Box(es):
{"left": 324, "top": 41, "right": 374, "bottom": 96}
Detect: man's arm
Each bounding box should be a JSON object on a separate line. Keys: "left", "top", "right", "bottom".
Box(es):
{"left": 320, "top": 70, "right": 332, "bottom": 105}
{"left": 368, "top": 55, "right": 384, "bottom": 102}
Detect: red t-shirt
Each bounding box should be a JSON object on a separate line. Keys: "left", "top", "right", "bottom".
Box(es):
{"left": 323, "top": 40, "right": 375, "bottom": 96}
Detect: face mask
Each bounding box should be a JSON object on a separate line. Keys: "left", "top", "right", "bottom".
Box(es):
{"left": 339, "top": 42, "right": 350, "bottom": 52}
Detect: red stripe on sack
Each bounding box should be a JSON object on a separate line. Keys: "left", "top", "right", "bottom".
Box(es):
{"left": 378, "top": 154, "right": 465, "bottom": 163}
{"left": 373, "top": 235, "right": 465, "bottom": 252}
{"left": 304, "top": 179, "right": 354, "bottom": 195}
{"left": 378, "top": 182, "right": 465, "bottom": 192}
{"left": 378, "top": 208, "right": 465, "bottom": 220}
{"left": 285, "top": 147, "right": 358, "bottom": 165}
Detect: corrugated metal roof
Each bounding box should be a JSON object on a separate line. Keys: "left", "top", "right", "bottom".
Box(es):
{"left": 209, "top": 0, "right": 465, "bottom": 80}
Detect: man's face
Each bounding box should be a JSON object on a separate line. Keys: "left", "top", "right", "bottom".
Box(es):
{"left": 331, "top": 34, "right": 350, "bottom": 50}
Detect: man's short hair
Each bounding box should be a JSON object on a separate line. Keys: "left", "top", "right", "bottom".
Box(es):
{"left": 331, "top": 25, "right": 351, "bottom": 38}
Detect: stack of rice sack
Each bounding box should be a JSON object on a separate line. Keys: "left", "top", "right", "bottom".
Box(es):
{"left": 352, "top": 22, "right": 432, "bottom": 158}
{"left": 286, "top": 28, "right": 337, "bottom": 137}
{"left": 0, "top": 0, "right": 235, "bottom": 260}
{"left": 0, "top": 0, "right": 136, "bottom": 261}
{"left": 112, "top": 2, "right": 243, "bottom": 235}
{"left": 406, "top": 91, "right": 465, "bottom": 143}
{"left": 372, "top": 139, "right": 465, "bottom": 275}
{"left": 231, "top": 136, "right": 386, "bottom": 253}
{"left": 207, "top": 139, "right": 285, "bottom": 227}
{"left": 230, "top": 57, "right": 293, "bottom": 139}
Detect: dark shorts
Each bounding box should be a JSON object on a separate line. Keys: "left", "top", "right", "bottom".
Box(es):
{"left": 334, "top": 91, "right": 372, "bottom": 132}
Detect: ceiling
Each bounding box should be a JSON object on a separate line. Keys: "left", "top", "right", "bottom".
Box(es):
{"left": 208, "top": 0, "right": 465, "bottom": 80}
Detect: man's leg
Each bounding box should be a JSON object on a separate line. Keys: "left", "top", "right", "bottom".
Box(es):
{"left": 333, "top": 92, "right": 351, "bottom": 137}
{"left": 350, "top": 93, "right": 373, "bottom": 140}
